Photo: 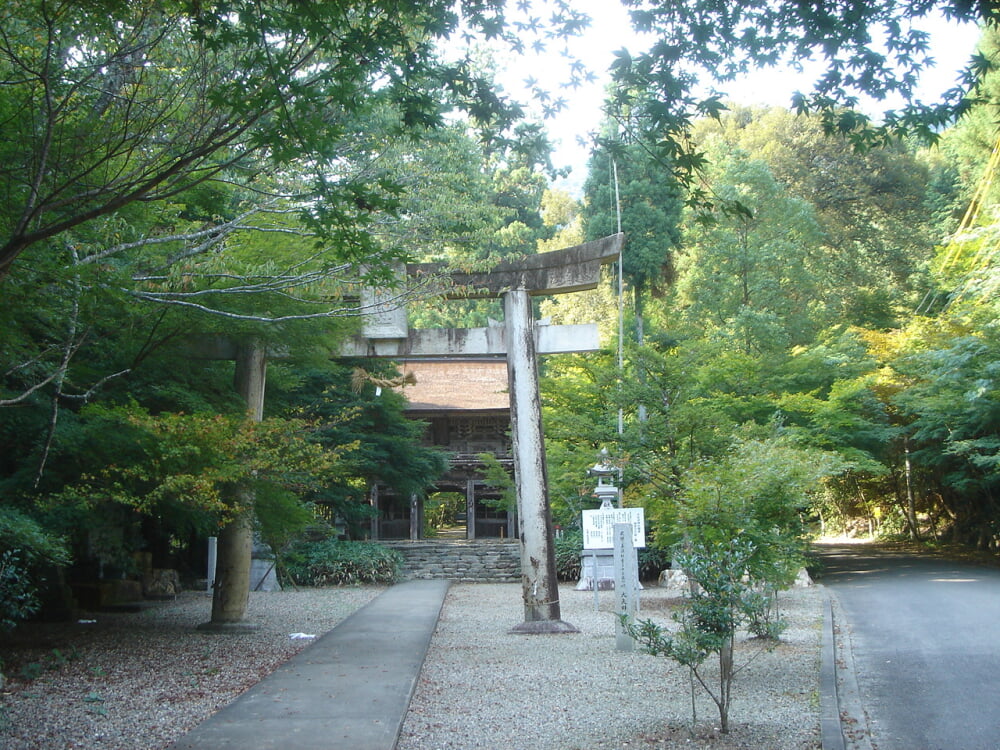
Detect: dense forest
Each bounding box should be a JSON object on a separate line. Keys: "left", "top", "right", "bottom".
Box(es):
{"left": 3, "top": 0, "right": 1000, "bottom": 633}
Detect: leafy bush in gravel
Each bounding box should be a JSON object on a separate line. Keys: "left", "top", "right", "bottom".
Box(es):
{"left": 638, "top": 545, "right": 672, "bottom": 581}
{"left": 281, "top": 539, "right": 402, "bottom": 586}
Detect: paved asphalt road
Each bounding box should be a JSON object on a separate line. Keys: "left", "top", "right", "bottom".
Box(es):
{"left": 814, "top": 543, "right": 1000, "bottom": 750}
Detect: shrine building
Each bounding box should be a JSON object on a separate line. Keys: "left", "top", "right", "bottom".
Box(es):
{"left": 368, "top": 358, "right": 516, "bottom": 541}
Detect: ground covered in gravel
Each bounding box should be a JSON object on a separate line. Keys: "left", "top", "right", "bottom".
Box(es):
{"left": 1, "top": 582, "right": 823, "bottom": 750}
{"left": 398, "top": 583, "right": 823, "bottom": 750}
{"left": 0, "top": 588, "right": 384, "bottom": 749}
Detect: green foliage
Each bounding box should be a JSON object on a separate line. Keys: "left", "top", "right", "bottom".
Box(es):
{"left": 628, "top": 537, "right": 776, "bottom": 734}
{"left": 651, "top": 436, "right": 838, "bottom": 581}
{"left": 272, "top": 361, "right": 447, "bottom": 537}
{"left": 424, "top": 493, "right": 465, "bottom": 532}
{"left": 0, "top": 507, "right": 70, "bottom": 633}
{"left": 554, "top": 530, "right": 584, "bottom": 582}
{"left": 46, "top": 403, "right": 340, "bottom": 520}
{"left": 610, "top": 0, "right": 989, "bottom": 196}
{"left": 30, "top": 403, "right": 341, "bottom": 575}
{"left": 477, "top": 453, "right": 517, "bottom": 514}
{"left": 0, "top": 0, "right": 528, "bottom": 281}
{"left": 0, "top": 507, "right": 70, "bottom": 569}
{"left": 688, "top": 108, "right": 935, "bottom": 329}
{"left": 627, "top": 430, "right": 843, "bottom": 731}
{"left": 553, "top": 528, "right": 670, "bottom": 583}
{"left": 0, "top": 551, "right": 40, "bottom": 633}
{"left": 254, "top": 484, "right": 316, "bottom": 577}
{"left": 676, "top": 149, "right": 827, "bottom": 352}
{"left": 585, "top": 138, "right": 684, "bottom": 299}
{"left": 637, "top": 545, "right": 673, "bottom": 583}
{"left": 540, "top": 351, "right": 626, "bottom": 527}
{"left": 281, "top": 538, "right": 402, "bottom": 586}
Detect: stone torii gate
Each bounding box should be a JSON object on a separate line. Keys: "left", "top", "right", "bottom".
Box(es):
{"left": 344, "top": 234, "right": 623, "bottom": 634}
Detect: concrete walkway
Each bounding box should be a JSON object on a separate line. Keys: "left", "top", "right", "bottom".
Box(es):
{"left": 168, "top": 579, "right": 451, "bottom": 750}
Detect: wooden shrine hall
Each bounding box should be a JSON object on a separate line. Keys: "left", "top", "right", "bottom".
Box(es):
{"left": 368, "top": 358, "right": 516, "bottom": 541}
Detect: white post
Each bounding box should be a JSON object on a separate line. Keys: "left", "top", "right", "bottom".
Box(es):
{"left": 614, "top": 523, "right": 639, "bottom": 651}
{"left": 593, "top": 549, "right": 600, "bottom": 611}
{"left": 206, "top": 536, "right": 217, "bottom": 592}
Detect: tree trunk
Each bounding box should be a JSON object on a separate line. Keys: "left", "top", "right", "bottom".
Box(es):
{"left": 903, "top": 436, "right": 920, "bottom": 540}
{"left": 718, "top": 638, "right": 734, "bottom": 734}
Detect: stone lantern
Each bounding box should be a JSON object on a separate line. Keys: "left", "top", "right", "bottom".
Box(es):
{"left": 588, "top": 447, "right": 620, "bottom": 510}
{"left": 577, "top": 448, "right": 620, "bottom": 591}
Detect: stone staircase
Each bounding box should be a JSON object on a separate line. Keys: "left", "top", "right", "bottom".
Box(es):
{"left": 383, "top": 540, "right": 521, "bottom": 583}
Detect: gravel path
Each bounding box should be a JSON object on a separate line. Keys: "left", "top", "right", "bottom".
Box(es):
{"left": 398, "top": 583, "right": 823, "bottom": 750}
{"left": 1, "top": 582, "right": 823, "bottom": 750}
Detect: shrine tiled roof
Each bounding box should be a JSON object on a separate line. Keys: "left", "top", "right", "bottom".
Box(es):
{"left": 395, "top": 359, "right": 510, "bottom": 412}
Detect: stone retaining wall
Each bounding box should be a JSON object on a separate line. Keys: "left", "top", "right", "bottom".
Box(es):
{"left": 383, "top": 540, "right": 521, "bottom": 583}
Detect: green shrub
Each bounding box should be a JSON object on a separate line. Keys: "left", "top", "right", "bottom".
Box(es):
{"left": 638, "top": 545, "right": 672, "bottom": 581}
{"left": 281, "top": 538, "right": 402, "bottom": 586}
{"left": 0, "top": 507, "right": 69, "bottom": 568}
{"left": 554, "top": 530, "right": 583, "bottom": 581}
{"left": 0, "top": 550, "right": 39, "bottom": 632}
{"left": 628, "top": 537, "right": 779, "bottom": 735}
{"left": 0, "top": 507, "right": 69, "bottom": 633}
{"left": 554, "top": 529, "right": 670, "bottom": 582}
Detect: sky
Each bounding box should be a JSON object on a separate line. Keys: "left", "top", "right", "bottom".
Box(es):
{"left": 485, "top": 2, "right": 984, "bottom": 191}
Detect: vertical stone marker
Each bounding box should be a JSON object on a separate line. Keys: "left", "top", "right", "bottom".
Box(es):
{"left": 613, "top": 522, "right": 639, "bottom": 651}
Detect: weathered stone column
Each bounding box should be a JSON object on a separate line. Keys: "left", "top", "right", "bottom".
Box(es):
{"left": 201, "top": 340, "right": 265, "bottom": 630}
{"left": 504, "top": 288, "right": 577, "bottom": 634}
{"left": 207, "top": 508, "right": 254, "bottom": 624}
{"left": 409, "top": 492, "right": 420, "bottom": 540}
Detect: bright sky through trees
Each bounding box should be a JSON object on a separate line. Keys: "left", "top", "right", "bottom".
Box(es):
{"left": 490, "top": 0, "right": 983, "bottom": 186}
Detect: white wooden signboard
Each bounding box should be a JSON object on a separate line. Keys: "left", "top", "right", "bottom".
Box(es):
{"left": 582, "top": 507, "right": 645, "bottom": 550}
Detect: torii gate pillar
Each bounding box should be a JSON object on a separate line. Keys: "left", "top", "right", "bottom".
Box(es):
{"left": 195, "top": 339, "right": 266, "bottom": 631}
{"left": 504, "top": 287, "right": 572, "bottom": 632}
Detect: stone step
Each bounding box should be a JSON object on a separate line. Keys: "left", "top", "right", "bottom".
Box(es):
{"left": 383, "top": 540, "right": 521, "bottom": 583}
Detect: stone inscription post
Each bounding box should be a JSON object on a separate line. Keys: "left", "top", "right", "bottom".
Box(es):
{"left": 613, "top": 522, "right": 640, "bottom": 651}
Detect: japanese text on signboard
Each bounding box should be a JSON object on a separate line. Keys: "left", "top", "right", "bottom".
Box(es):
{"left": 582, "top": 507, "right": 645, "bottom": 549}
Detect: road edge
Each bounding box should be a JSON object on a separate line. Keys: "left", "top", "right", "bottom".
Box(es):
{"left": 824, "top": 590, "right": 874, "bottom": 750}
{"left": 821, "top": 593, "right": 846, "bottom": 750}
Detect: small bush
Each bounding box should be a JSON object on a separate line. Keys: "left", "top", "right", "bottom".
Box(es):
{"left": 0, "top": 551, "right": 39, "bottom": 633}
{"left": 281, "top": 538, "right": 402, "bottom": 586}
{"left": 0, "top": 508, "right": 70, "bottom": 633}
{"left": 554, "top": 530, "right": 669, "bottom": 582}
{"left": 638, "top": 545, "right": 672, "bottom": 581}
{"left": 554, "top": 530, "right": 583, "bottom": 581}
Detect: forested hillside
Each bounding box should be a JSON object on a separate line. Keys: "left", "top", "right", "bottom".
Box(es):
{"left": 543, "top": 49, "right": 1000, "bottom": 550}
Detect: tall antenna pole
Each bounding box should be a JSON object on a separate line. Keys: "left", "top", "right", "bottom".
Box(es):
{"left": 613, "top": 157, "right": 624, "bottom": 438}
